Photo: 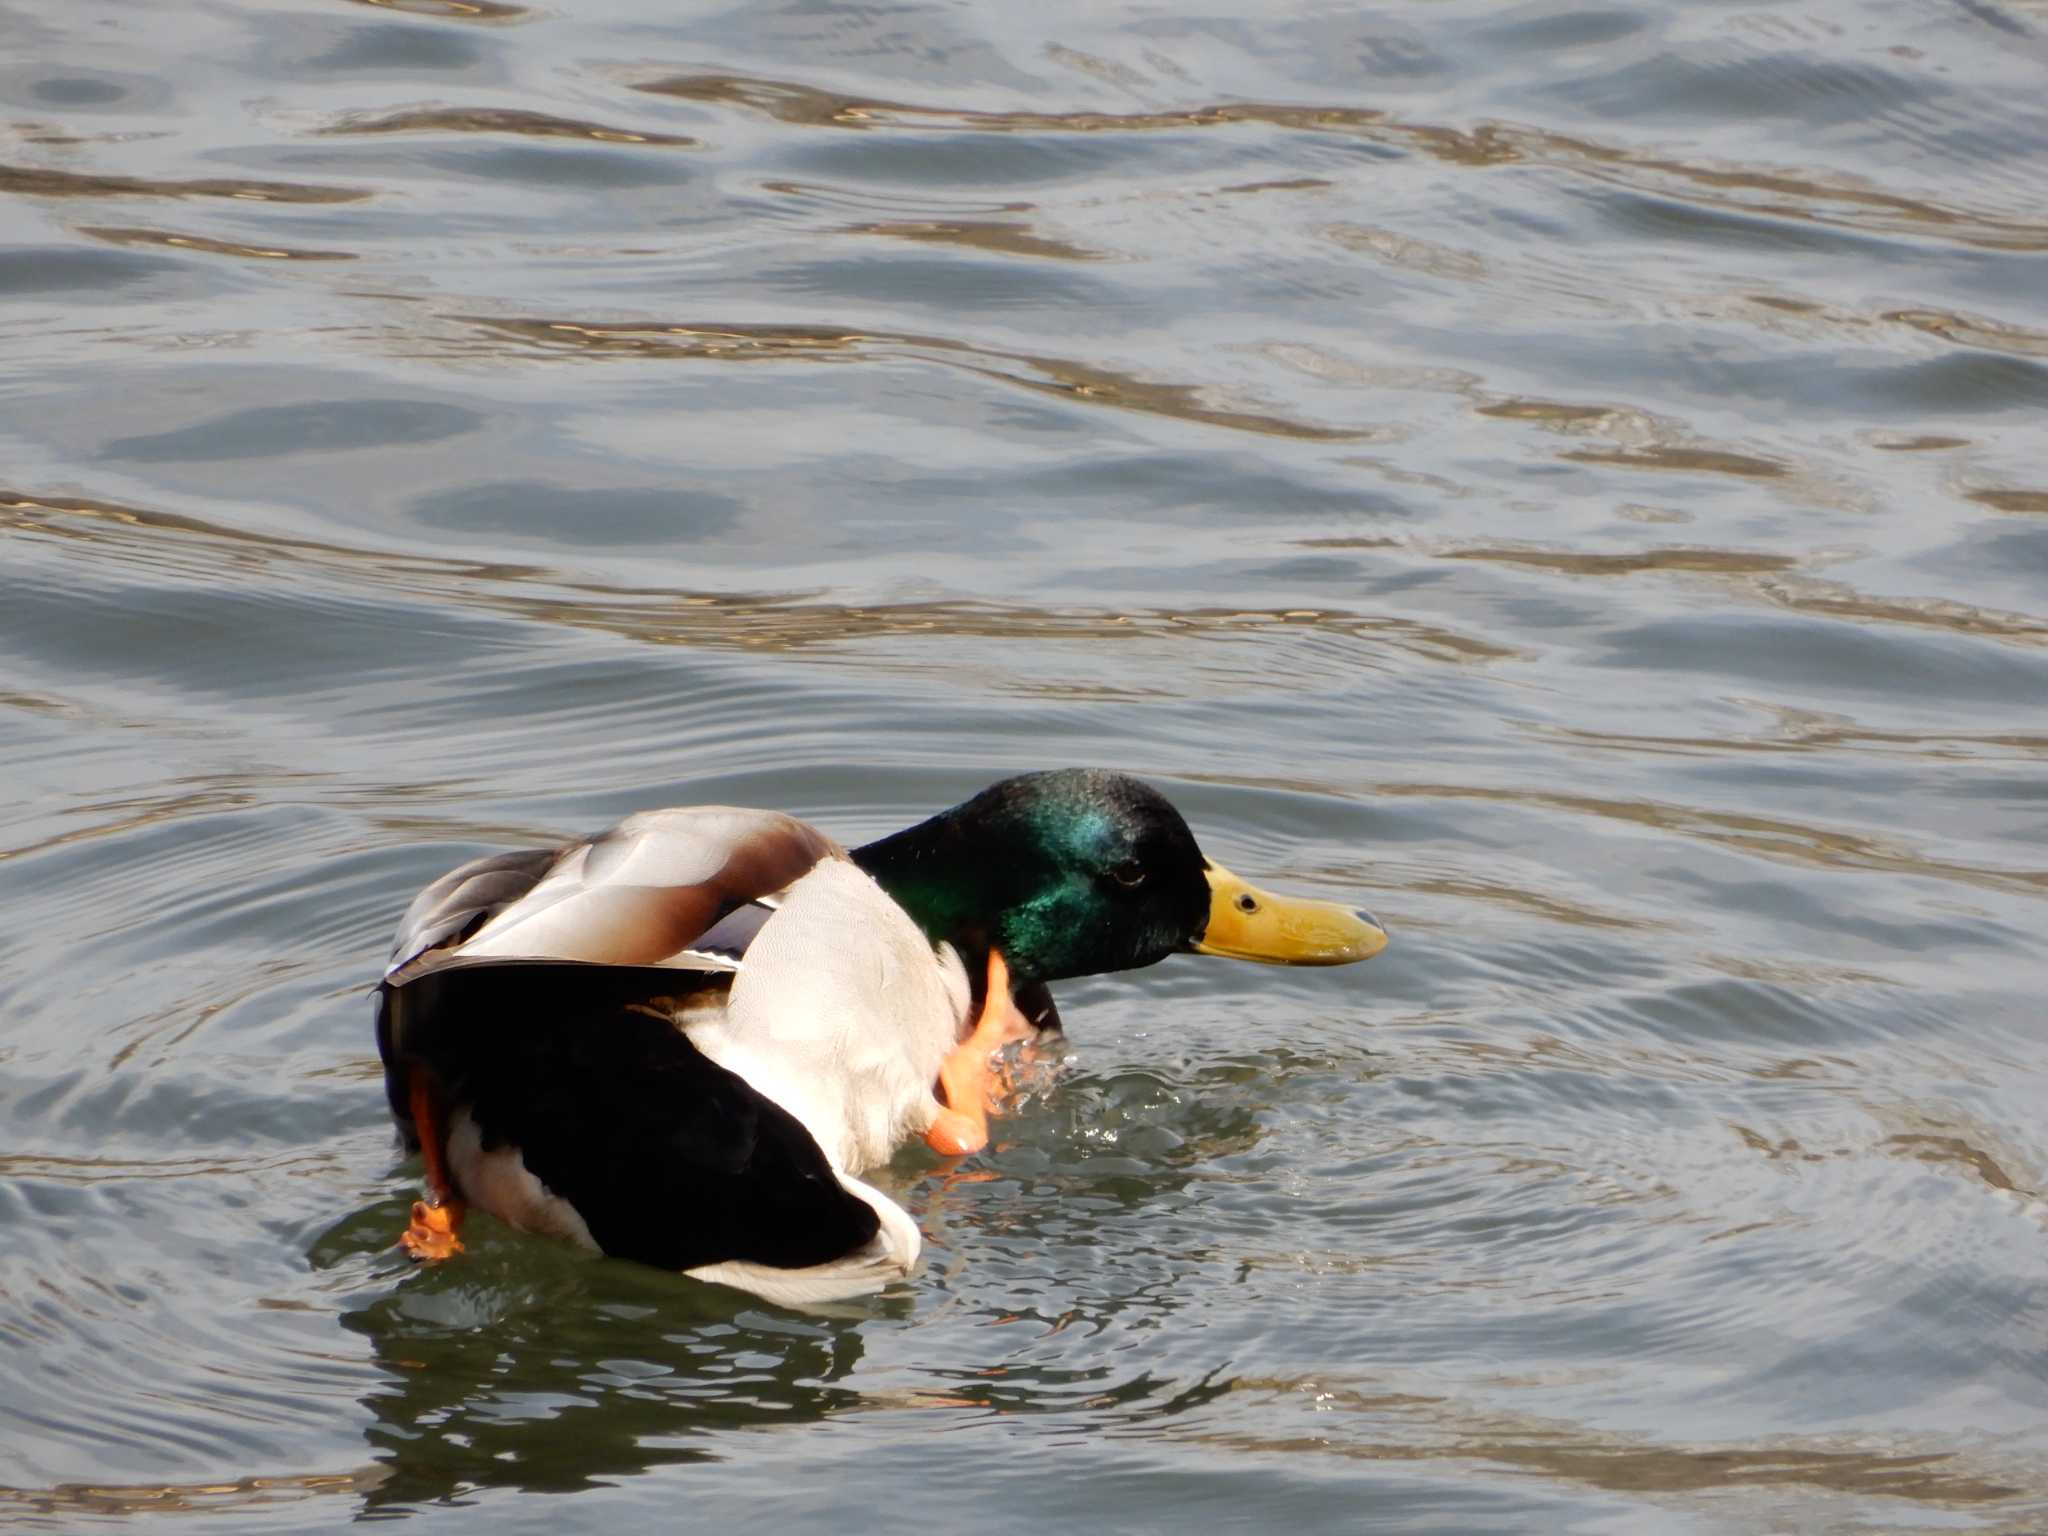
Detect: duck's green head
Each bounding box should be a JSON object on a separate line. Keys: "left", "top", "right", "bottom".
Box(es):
{"left": 852, "top": 769, "right": 1387, "bottom": 988}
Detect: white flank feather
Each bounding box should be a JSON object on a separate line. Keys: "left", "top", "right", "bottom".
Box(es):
{"left": 689, "top": 858, "right": 971, "bottom": 1178}
{"left": 682, "top": 1174, "right": 922, "bottom": 1306}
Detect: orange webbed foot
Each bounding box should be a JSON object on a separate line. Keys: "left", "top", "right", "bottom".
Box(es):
{"left": 398, "top": 1199, "right": 465, "bottom": 1261}
{"left": 926, "top": 950, "right": 1034, "bottom": 1157}
{"left": 924, "top": 1105, "right": 988, "bottom": 1158}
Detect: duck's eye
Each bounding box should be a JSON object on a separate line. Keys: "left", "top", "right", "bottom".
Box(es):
{"left": 1109, "top": 859, "right": 1146, "bottom": 888}
{"left": 1235, "top": 893, "right": 1259, "bottom": 914}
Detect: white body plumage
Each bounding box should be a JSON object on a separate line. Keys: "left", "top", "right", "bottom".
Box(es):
{"left": 688, "top": 858, "right": 970, "bottom": 1178}
{"left": 678, "top": 857, "right": 971, "bottom": 1305}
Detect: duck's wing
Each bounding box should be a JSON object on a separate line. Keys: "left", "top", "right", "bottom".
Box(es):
{"left": 379, "top": 808, "right": 846, "bottom": 1149}
{"left": 384, "top": 846, "right": 564, "bottom": 976}
{"left": 386, "top": 808, "right": 844, "bottom": 982}
{"left": 459, "top": 998, "right": 901, "bottom": 1289}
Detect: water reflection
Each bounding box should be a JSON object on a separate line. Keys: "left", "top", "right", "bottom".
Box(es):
{"left": 321, "top": 106, "right": 698, "bottom": 147}
{"left": 845, "top": 219, "right": 1107, "bottom": 262}
{"left": 1375, "top": 780, "right": 2048, "bottom": 896}
{"left": 339, "top": 1257, "right": 869, "bottom": 1506}
{"left": 0, "top": 1468, "right": 382, "bottom": 1523}
{"left": 1187, "top": 1377, "right": 2027, "bottom": 1506}
{"left": 1970, "top": 487, "right": 2048, "bottom": 513}
{"left": 3, "top": 487, "right": 1511, "bottom": 663}
{"left": 637, "top": 69, "right": 2048, "bottom": 249}
{"left": 78, "top": 225, "right": 357, "bottom": 262}
{"left": 458, "top": 317, "right": 1367, "bottom": 441}
{"left": 338, "top": 0, "right": 528, "bottom": 17}
{"left": 0, "top": 163, "right": 368, "bottom": 203}
{"left": 8, "top": 0, "right": 2048, "bottom": 1525}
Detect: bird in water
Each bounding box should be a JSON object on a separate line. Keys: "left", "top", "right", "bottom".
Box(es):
{"left": 376, "top": 769, "right": 1387, "bottom": 1301}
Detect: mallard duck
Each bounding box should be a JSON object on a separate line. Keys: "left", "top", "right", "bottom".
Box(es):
{"left": 376, "top": 769, "right": 1386, "bottom": 1298}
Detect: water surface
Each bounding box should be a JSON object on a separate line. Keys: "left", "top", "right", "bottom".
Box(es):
{"left": 4, "top": 0, "right": 2047, "bottom": 1529}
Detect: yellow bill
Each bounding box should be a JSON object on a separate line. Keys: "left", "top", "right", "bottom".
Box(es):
{"left": 1190, "top": 861, "right": 1388, "bottom": 965}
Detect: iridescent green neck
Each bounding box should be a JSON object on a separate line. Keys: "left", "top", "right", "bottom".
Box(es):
{"left": 851, "top": 804, "right": 1070, "bottom": 984}
{"left": 850, "top": 771, "right": 1210, "bottom": 986}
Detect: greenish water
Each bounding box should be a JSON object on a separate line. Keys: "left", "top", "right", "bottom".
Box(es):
{"left": 4, "top": 0, "right": 2047, "bottom": 1529}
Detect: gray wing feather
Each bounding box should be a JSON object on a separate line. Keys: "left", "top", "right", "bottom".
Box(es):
{"left": 385, "top": 846, "right": 564, "bottom": 977}
{"left": 383, "top": 808, "right": 844, "bottom": 983}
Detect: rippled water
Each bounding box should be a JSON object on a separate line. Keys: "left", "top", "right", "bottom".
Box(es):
{"left": 5, "top": 0, "right": 2047, "bottom": 1528}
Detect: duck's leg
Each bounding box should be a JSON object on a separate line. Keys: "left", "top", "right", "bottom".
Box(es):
{"left": 399, "top": 1072, "right": 466, "bottom": 1261}
{"left": 925, "top": 950, "right": 1034, "bottom": 1157}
